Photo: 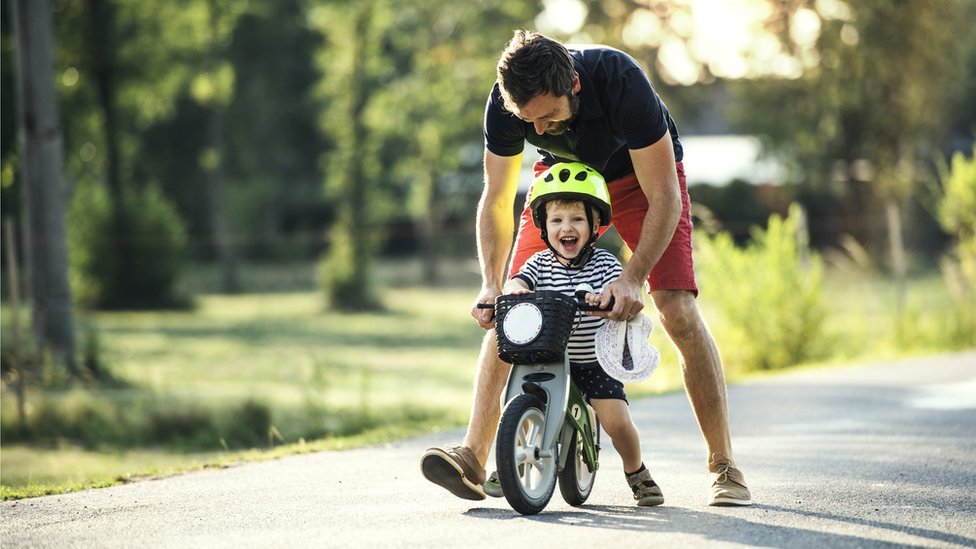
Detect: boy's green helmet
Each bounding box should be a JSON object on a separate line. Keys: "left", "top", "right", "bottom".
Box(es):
{"left": 528, "top": 162, "right": 612, "bottom": 229}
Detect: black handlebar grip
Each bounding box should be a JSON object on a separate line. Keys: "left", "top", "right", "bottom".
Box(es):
{"left": 577, "top": 296, "right": 615, "bottom": 312}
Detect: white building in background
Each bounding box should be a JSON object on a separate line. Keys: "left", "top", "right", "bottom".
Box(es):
{"left": 680, "top": 135, "right": 787, "bottom": 187}
{"left": 517, "top": 134, "right": 786, "bottom": 192}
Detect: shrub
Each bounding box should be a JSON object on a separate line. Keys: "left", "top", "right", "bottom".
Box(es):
{"left": 68, "top": 181, "right": 189, "bottom": 309}
{"left": 931, "top": 145, "right": 976, "bottom": 347}
{"left": 147, "top": 404, "right": 216, "bottom": 447}
{"left": 696, "top": 203, "right": 827, "bottom": 371}
{"left": 219, "top": 400, "right": 272, "bottom": 449}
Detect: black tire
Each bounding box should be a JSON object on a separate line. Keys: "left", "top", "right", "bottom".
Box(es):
{"left": 495, "top": 394, "right": 556, "bottom": 515}
{"left": 558, "top": 418, "right": 599, "bottom": 506}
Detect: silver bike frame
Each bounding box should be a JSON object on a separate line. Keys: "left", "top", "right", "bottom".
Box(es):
{"left": 502, "top": 357, "right": 571, "bottom": 462}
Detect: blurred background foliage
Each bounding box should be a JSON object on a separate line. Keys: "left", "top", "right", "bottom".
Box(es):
{"left": 1, "top": 0, "right": 975, "bottom": 497}
{"left": 2, "top": 0, "right": 973, "bottom": 309}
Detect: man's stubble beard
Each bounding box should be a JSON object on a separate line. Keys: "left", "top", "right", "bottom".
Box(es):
{"left": 545, "top": 92, "right": 581, "bottom": 136}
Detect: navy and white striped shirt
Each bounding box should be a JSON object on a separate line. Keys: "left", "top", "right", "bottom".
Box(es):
{"left": 513, "top": 248, "right": 623, "bottom": 364}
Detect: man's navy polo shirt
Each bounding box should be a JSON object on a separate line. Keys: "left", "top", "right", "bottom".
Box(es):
{"left": 483, "top": 45, "right": 683, "bottom": 182}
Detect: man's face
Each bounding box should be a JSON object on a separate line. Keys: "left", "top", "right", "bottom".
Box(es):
{"left": 512, "top": 77, "right": 581, "bottom": 136}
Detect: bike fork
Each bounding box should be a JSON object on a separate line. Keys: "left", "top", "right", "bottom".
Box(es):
{"left": 503, "top": 358, "right": 598, "bottom": 472}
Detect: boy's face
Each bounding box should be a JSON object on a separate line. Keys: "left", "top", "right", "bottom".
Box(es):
{"left": 545, "top": 200, "right": 594, "bottom": 261}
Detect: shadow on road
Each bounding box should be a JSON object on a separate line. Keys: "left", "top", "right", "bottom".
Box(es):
{"left": 464, "top": 504, "right": 959, "bottom": 548}
{"left": 761, "top": 504, "right": 976, "bottom": 548}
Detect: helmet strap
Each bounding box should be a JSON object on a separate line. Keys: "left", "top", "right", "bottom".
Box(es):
{"left": 539, "top": 204, "right": 601, "bottom": 269}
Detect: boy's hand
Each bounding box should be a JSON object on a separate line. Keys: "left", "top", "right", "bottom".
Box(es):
{"left": 581, "top": 291, "right": 602, "bottom": 314}
{"left": 502, "top": 279, "right": 530, "bottom": 295}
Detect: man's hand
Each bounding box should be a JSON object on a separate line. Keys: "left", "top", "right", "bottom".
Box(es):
{"left": 593, "top": 276, "right": 644, "bottom": 321}
{"left": 471, "top": 287, "right": 502, "bottom": 330}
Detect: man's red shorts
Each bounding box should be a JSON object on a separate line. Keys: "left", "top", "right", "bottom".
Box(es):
{"left": 508, "top": 161, "right": 698, "bottom": 296}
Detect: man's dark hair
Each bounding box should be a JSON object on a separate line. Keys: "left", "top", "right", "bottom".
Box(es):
{"left": 497, "top": 30, "right": 576, "bottom": 111}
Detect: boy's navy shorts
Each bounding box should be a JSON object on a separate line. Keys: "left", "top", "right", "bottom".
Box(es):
{"left": 570, "top": 361, "right": 627, "bottom": 402}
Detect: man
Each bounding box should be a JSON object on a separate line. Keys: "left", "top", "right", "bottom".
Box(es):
{"left": 420, "top": 30, "right": 751, "bottom": 506}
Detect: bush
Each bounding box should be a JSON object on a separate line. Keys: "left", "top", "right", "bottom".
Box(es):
{"left": 931, "top": 145, "right": 976, "bottom": 347}
{"left": 218, "top": 400, "right": 272, "bottom": 449}
{"left": 68, "top": 181, "right": 189, "bottom": 309}
{"left": 696, "top": 203, "right": 827, "bottom": 371}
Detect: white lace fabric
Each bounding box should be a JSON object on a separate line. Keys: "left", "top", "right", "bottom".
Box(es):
{"left": 595, "top": 314, "right": 660, "bottom": 382}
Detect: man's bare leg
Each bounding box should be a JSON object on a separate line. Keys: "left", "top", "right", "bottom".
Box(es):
{"left": 420, "top": 330, "right": 510, "bottom": 500}
{"left": 651, "top": 290, "right": 732, "bottom": 458}
{"left": 651, "top": 289, "right": 751, "bottom": 505}
{"left": 463, "top": 330, "right": 511, "bottom": 465}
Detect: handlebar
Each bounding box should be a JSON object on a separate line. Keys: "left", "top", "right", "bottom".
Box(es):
{"left": 476, "top": 292, "right": 615, "bottom": 313}
{"left": 577, "top": 296, "right": 615, "bottom": 312}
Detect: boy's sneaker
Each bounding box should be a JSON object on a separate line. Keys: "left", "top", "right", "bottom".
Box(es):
{"left": 420, "top": 445, "right": 486, "bottom": 501}
{"left": 626, "top": 467, "right": 665, "bottom": 506}
{"left": 708, "top": 453, "right": 752, "bottom": 506}
{"left": 483, "top": 471, "right": 503, "bottom": 498}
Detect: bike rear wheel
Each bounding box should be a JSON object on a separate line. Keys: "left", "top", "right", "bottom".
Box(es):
{"left": 496, "top": 393, "right": 556, "bottom": 515}
{"left": 558, "top": 418, "right": 599, "bottom": 506}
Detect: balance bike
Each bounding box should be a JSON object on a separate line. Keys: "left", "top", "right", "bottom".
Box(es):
{"left": 482, "top": 289, "right": 604, "bottom": 515}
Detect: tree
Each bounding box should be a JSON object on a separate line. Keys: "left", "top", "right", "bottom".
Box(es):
{"left": 315, "top": 2, "right": 381, "bottom": 309}
{"left": 10, "top": 0, "right": 77, "bottom": 373}
{"left": 53, "top": 0, "right": 194, "bottom": 309}
{"left": 727, "top": 0, "right": 973, "bottom": 309}
{"left": 222, "top": 0, "right": 328, "bottom": 262}
{"left": 382, "top": 1, "right": 536, "bottom": 283}
{"left": 196, "top": 0, "right": 242, "bottom": 293}
{"left": 312, "top": 0, "right": 540, "bottom": 303}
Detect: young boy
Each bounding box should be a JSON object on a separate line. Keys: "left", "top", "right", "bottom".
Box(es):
{"left": 489, "top": 161, "right": 663, "bottom": 506}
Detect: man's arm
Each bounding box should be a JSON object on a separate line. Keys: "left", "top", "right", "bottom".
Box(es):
{"left": 599, "top": 132, "right": 681, "bottom": 320}
{"left": 472, "top": 149, "right": 523, "bottom": 328}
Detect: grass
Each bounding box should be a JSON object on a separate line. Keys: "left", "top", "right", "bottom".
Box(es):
{"left": 1, "top": 259, "right": 970, "bottom": 500}
{"left": 0, "top": 419, "right": 450, "bottom": 500}
{"left": 1, "top": 280, "right": 491, "bottom": 499}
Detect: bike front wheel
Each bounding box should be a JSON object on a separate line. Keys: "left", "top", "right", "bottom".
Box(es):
{"left": 496, "top": 393, "right": 557, "bottom": 515}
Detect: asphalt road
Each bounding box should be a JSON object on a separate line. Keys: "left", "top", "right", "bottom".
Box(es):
{"left": 2, "top": 351, "right": 975, "bottom": 548}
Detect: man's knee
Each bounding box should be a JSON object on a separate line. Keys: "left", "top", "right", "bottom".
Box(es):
{"left": 652, "top": 290, "right": 704, "bottom": 345}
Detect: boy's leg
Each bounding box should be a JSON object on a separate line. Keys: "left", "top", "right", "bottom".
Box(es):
{"left": 589, "top": 398, "right": 642, "bottom": 473}
{"left": 590, "top": 398, "right": 663, "bottom": 507}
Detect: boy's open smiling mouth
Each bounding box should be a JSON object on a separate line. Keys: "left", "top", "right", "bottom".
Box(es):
{"left": 559, "top": 235, "right": 580, "bottom": 254}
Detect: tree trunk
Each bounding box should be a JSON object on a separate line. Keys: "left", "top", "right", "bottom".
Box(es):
{"left": 4, "top": 220, "right": 28, "bottom": 428}
{"left": 885, "top": 198, "right": 907, "bottom": 314}
{"left": 207, "top": 109, "right": 240, "bottom": 293}
{"left": 11, "top": 0, "right": 77, "bottom": 374}
{"left": 348, "top": 5, "right": 371, "bottom": 291}
{"left": 419, "top": 169, "right": 441, "bottom": 284}
{"left": 86, "top": 0, "right": 129, "bottom": 303}
{"left": 86, "top": 0, "right": 121, "bottom": 207}
{"left": 206, "top": 0, "right": 240, "bottom": 294}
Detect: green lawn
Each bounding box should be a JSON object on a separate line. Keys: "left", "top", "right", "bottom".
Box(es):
{"left": 1, "top": 286, "right": 487, "bottom": 497}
